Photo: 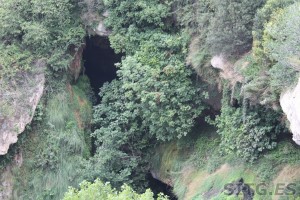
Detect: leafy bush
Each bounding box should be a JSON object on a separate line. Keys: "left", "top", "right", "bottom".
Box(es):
{"left": 63, "top": 179, "right": 168, "bottom": 200}
{"left": 104, "top": 0, "right": 171, "bottom": 54}
{"left": 252, "top": 0, "right": 295, "bottom": 57}
{"left": 0, "top": 0, "right": 85, "bottom": 74}
{"left": 104, "top": 0, "right": 169, "bottom": 32}
{"left": 262, "top": 2, "right": 300, "bottom": 87}
{"left": 0, "top": 44, "right": 33, "bottom": 79}
{"left": 211, "top": 88, "right": 284, "bottom": 162}
{"left": 242, "top": 1, "right": 300, "bottom": 105}
{"left": 118, "top": 37, "right": 205, "bottom": 141}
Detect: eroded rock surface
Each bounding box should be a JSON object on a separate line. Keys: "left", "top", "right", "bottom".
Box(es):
{"left": 70, "top": 44, "right": 86, "bottom": 81}
{"left": 0, "top": 60, "right": 45, "bottom": 155}
{"left": 95, "top": 20, "right": 111, "bottom": 36}
{"left": 280, "top": 78, "right": 300, "bottom": 145}
{"left": 211, "top": 55, "right": 244, "bottom": 85}
{"left": 81, "top": 4, "right": 110, "bottom": 37}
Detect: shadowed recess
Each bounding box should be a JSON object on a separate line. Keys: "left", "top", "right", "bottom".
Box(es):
{"left": 83, "top": 36, "right": 122, "bottom": 102}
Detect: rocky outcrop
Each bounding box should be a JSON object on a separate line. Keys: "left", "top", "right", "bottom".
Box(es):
{"left": 81, "top": 3, "right": 111, "bottom": 37}
{"left": 0, "top": 60, "right": 45, "bottom": 155}
{"left": 70, "top": 44, "right": 86, "bottom": 81}
{"left": 95, "top": 20, "right": 111, "bottom": 36}
{"left": 280, "top": 78, "right": 300, "bottom": 145}
{"left": 94, "top": 11, "right": 111, "bottom": 36}
{"left": 211, "top": 55, "right": 244, "bottom": 86}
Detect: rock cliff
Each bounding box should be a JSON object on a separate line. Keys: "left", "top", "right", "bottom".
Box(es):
{"left": 280, "top": 78, "right": 300, "bottom": 145}
{"left": 211, "top": 55, "right": 244, "bottom": 86}
{"left": 0, "top": 60, "right": 45, "bottom": 155}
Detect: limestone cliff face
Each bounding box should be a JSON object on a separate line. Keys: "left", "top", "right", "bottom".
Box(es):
{"left": 280, "top": 78, "right": 300, "bottom": 145}
{"left": 0, "top": 60, "right": 45, "bottom": 155}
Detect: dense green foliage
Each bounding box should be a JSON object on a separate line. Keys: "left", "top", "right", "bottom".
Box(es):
{"left": 63, "top": 179, "right": 168, "bottom": 200}
{"left": 252, "top": 0, "right": 295, "bottom": 57}
{"left": 210, "top": 85, "right": 285, "bottom": 162}
{"left": 0, "top": 0, "right": 85, "bottom": 76}
{"left": 1, "top": 0, "right": 300, "bottom": 199}
{"left": 213, "top": 103, "right": 283, "bottom": 162}
{"left": 117, "top": 36, "right": 205, "bottom": 141}
{"left": 87, "top": 1, "right": 207, "bottom": 189}
{"left": 104, "top": 0, "right": 171, "bottom": 54}
{"left": 206, "top": 0, "right": 265, "bottom": 56}
{"left": 174, "top": 0, "right": 265, "bottom": 57}
{"left": 263, "top": 2, "right": 300, "bottom": 87}
{"left": 0, "top": 44, "right": 33, "bottom": 79}
{"left": 84, "top": 80, "right": 150, "bottom": 188}
{"left": 242, "top": 0, "right": 300, "bottom": 104}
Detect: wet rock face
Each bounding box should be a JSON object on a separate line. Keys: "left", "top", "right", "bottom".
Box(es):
{"left": 280, "top": 78, "right": 300, "bottom": 145}
{"left": 0, "top": 60, "right": 45, "bottom": 155}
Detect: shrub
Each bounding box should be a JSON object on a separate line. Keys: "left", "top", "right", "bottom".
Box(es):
{"left": 0, "top": 44, "right": 33, "bottom": 79}
{"left": 63, "top": 179, "right": 168, "bottom": 200}
{"left": 211, "top": 88, "right": 284, "bottom": 162}
{"left": 252, "top": 0, "right": 295, "bottom": 57}
{"left": 262, "top": 2, "right": 300, "bottom": 88}
{"left": 0, "top": 0, "right": 85, "bottom": 74}
{"left": 207, "top": 0, "right": 265, "bottom": 56}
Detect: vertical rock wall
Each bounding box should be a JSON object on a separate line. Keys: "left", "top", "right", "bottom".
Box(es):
{"left": 280, "top": 78, "right": 300, "bottom": 145}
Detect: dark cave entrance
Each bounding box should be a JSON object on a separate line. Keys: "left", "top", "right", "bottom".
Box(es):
{"left": 147, "top": 173, "right": 177, "bottom": 199}
{"left": 83, "top": 36, "right": 122, "bottom": 103}
{"left": 82, "top": 35, "right": 121, "bottom": 155}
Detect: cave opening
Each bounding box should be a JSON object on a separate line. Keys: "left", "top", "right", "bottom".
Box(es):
{"left": 82, "top": 35, "right": 121, "bottom": 155}
{"left": 147, "top": 173, "right": 177, "bottom": 199}
{"left": 82, "top": 35, "right": 122, "bottom": 103}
